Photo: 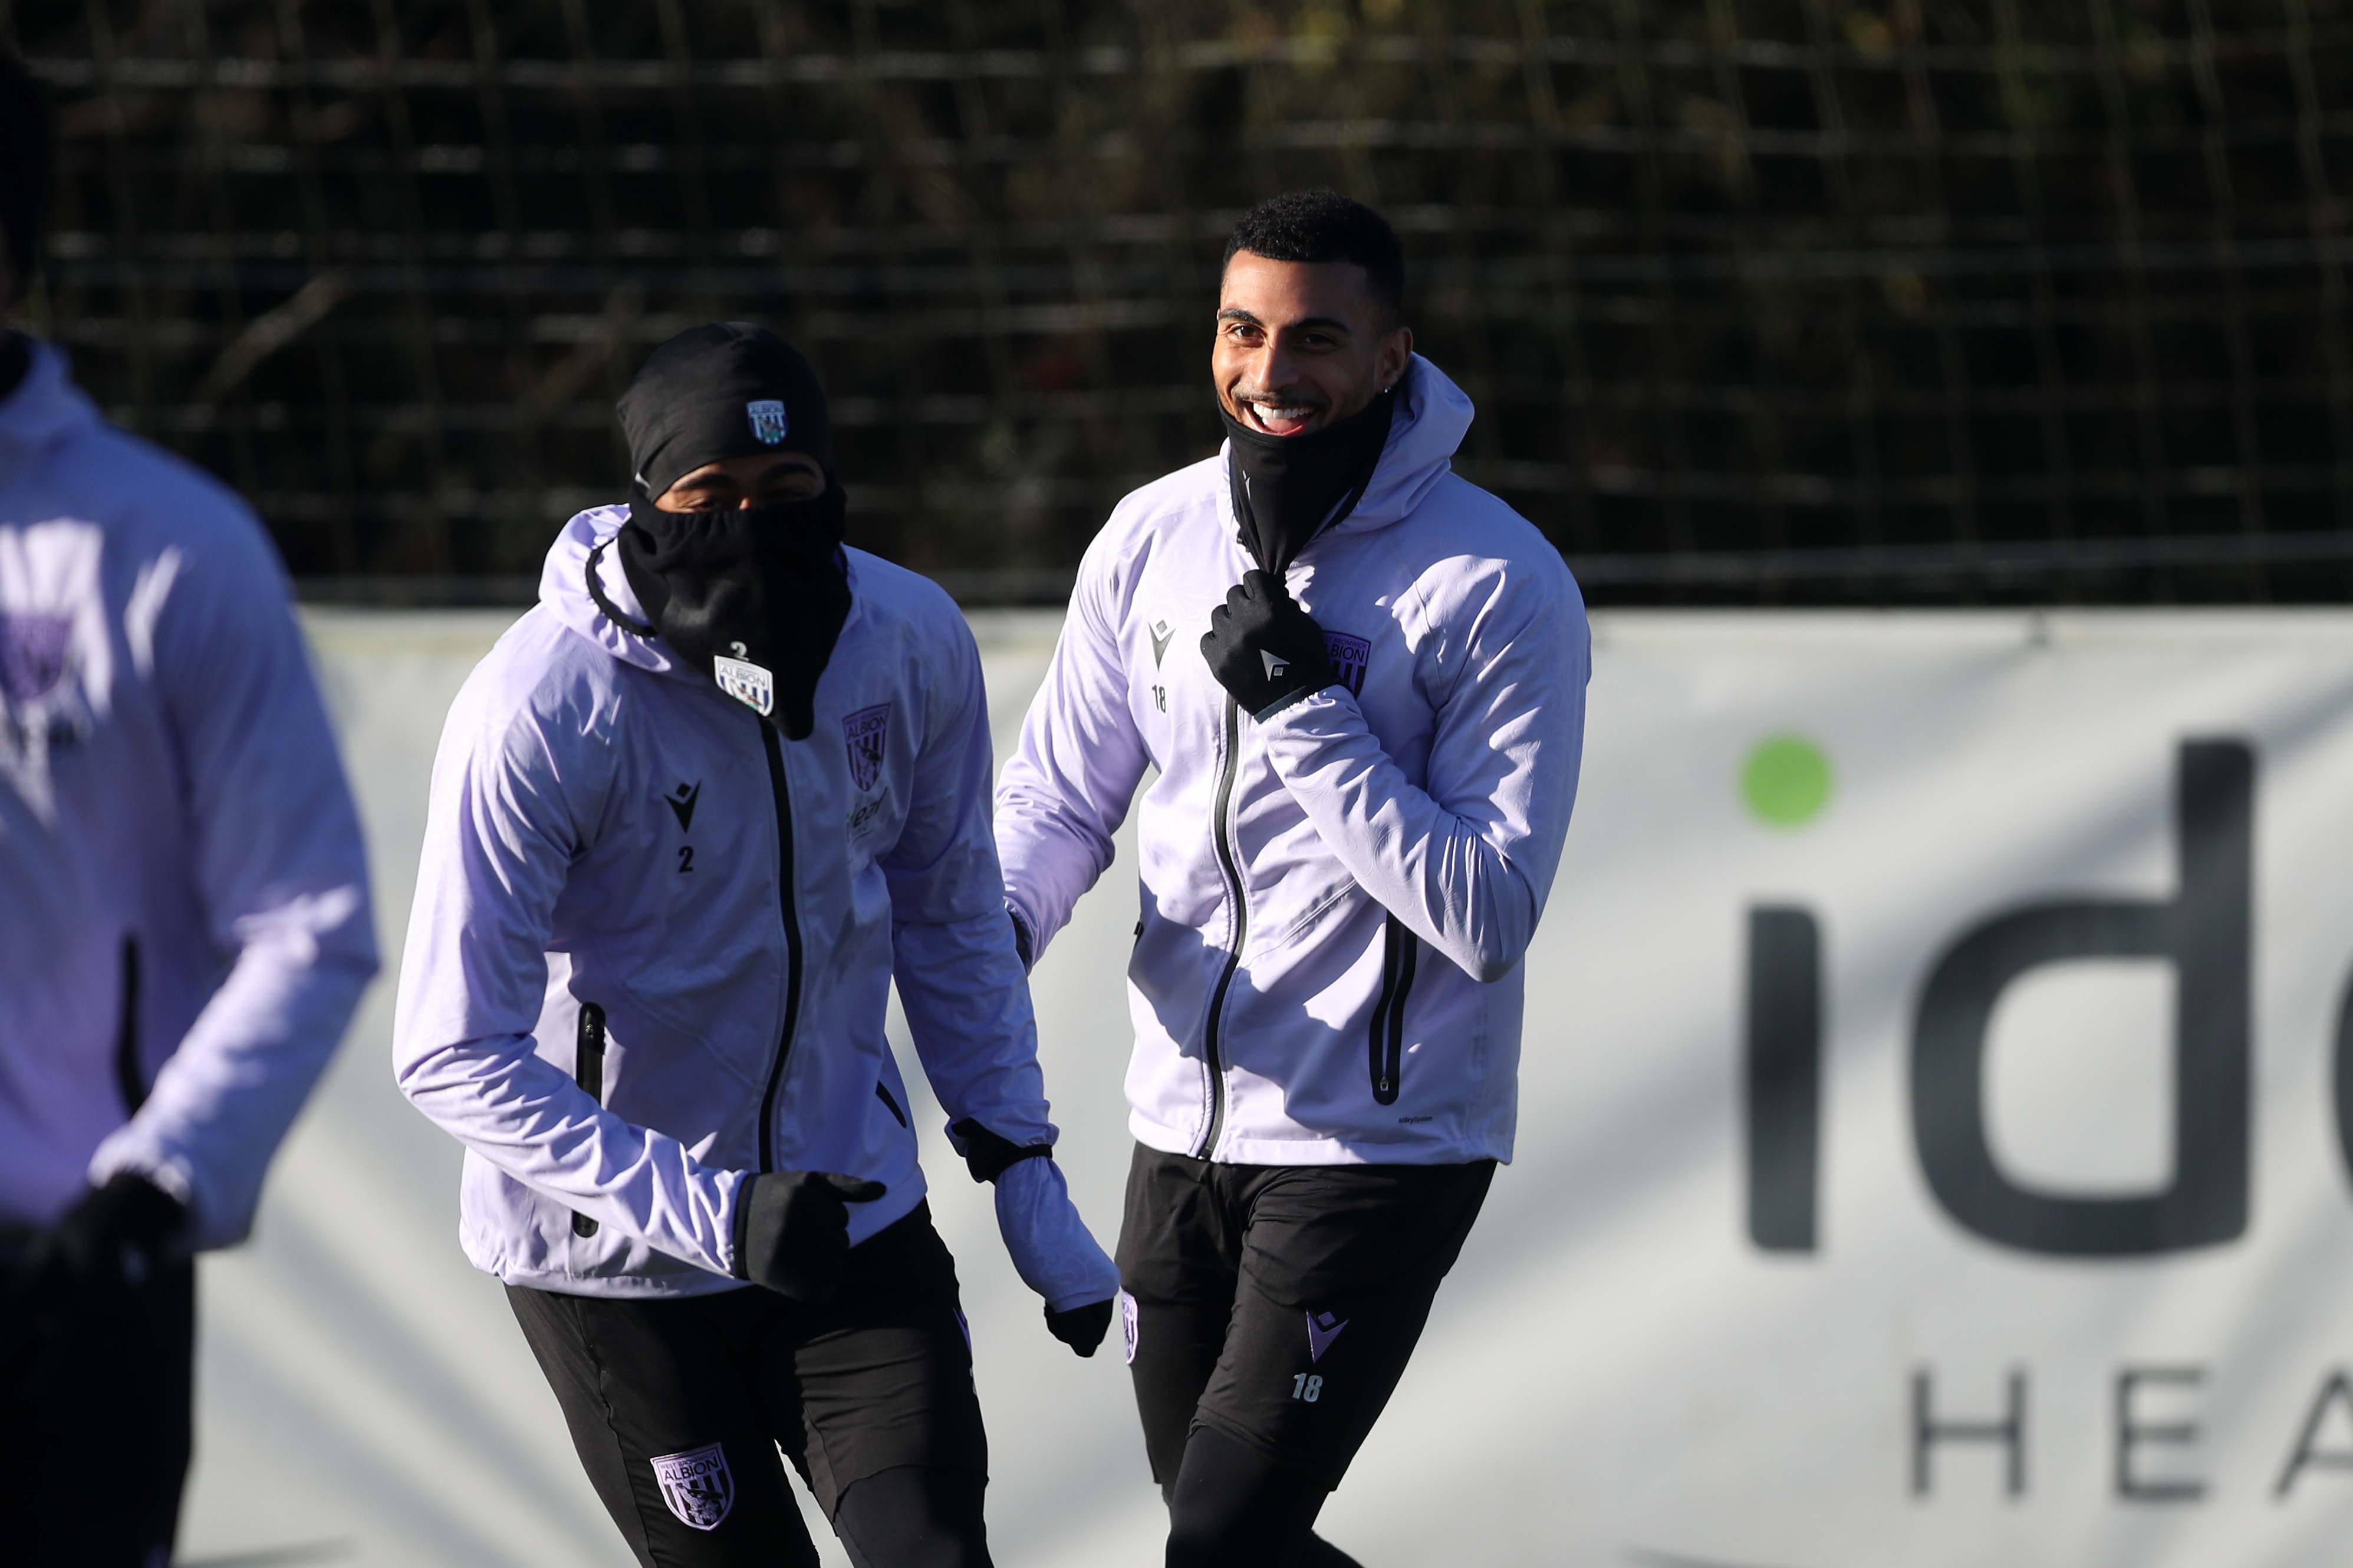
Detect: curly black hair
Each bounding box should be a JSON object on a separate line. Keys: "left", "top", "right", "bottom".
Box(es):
{"left": 1222, "top": 190, "right": 1404, "bottom": 328}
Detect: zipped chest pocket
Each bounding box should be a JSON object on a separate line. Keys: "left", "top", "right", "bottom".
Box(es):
{"left": 1368, "top": 914, "right": 1419, "bottom": 1106}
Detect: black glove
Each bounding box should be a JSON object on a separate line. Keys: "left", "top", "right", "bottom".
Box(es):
{"left": 1200, "top": 570, "right": 1335, "bottom": 719}
{"left": 730, "top": 1170, "right": 886, "bottom": 1305}
{"left": 27, "top": 1175, "right": 185, "bottom": 1298}
{"left": 949, "top": 1118, "right": 1053, "bottom": 1185}
{"left": 12, "top": 1175, "right": 186, "bottom": 1394}
{"left": 1044, "top": 1296, "right": 1115, "bottom": 1358}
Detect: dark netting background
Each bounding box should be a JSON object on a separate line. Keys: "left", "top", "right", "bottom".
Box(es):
{"left": 8, "top": 0, "right": 2353, "bottom": 603}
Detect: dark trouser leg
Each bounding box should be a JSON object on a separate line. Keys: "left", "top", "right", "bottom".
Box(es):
{"left": 0, "top": 1254, "right": 193, "bottom": 1568}
{"left": 1116, "top": 1145, "right": 1242, "bottom": 1494}
{"left": 1149, "top": 1157, "right": 1498, "bottom": 1568}
{"left": 831, "top": 1465, "right": 991, "bottom": 1568}
{"left": 1128, "top": 1287, "right": 1232, "bottom": 1497}
{"left": 1161, "top": 1266, "right": 1443, "bottom": 1568}
{"left": 506, "top": 1283, "right": 816, "bottom": 1568}
{"left": 1119, "top": 1151, "right": 1362, "bottom": 1567}
{"left": 1140, "top": 1294, "right": 1368, "bottom": 1567}
{"left": 1164, "top": 1425, "right": 1332, "bottom": 1568}
{"left": 784, "top": 1205, "right": 992, "bottom": 1568}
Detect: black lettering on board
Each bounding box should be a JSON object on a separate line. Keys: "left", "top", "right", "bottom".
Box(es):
{"left": 1911, "top": 740, "right": 2252, "bottom": 1256}
{"left": 1913, "top": 1367, "right": 2027, "bottom": 1498}
{"left": 1746, "top": 906, "right": 1822, "bottom": 1252}
{"left": 2115, "top": 1366, "right": 2206, "bottom": 1502}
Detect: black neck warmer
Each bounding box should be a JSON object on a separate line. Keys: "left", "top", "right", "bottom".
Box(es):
{"left": 588, "top": 482, "right": 852, "bottom": 742}
{"left": 1222, "top": 387, "right": 1397, "bottom": 578}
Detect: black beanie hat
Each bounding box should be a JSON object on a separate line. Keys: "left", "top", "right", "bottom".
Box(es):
{"left": 617, "top": 322, "right": 834, "bottom": 499}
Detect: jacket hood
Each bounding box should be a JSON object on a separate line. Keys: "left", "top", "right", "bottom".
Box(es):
{"left": 540, "top": 505, "right": 687, "bottom": 678}
{"left": 1216, "top": 352, "right": 1473, "bottom": 549}
{"left": 539, "top": 502, "right": 871, "bottom": 682}
{"left": 0, "top": 341, "right": 101, "bottom": 472}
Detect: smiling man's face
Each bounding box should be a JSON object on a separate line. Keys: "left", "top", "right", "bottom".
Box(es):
{"left": 1213, "top": 250, "right": 1413, "bottom": 439}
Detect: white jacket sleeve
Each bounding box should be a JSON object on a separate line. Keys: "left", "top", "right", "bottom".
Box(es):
{"left": 885, "top": 618, "right": 1114, "bottom": 1307}
{"left": 393, "top": 674, "right": 742, "bottom": 1279}
{"left": 87, "top": 526, "right": 377, "bottom": 1251}
{"left": 885, "top": 620, "right": 1052, "bottom": 1142}
{"left": 994, "top": 1156, "right": 1117, "bottom": 1310}
{"left": 1256, "top": 555, "right": 1589, "bottom": 983}
{"left": 992, "top": 528, "right": 1152, "bottom": 962}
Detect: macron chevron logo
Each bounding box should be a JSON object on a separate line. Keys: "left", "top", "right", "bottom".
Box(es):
{"left": 1305, "top": 1309, "right": 1348, "bottom": 1363}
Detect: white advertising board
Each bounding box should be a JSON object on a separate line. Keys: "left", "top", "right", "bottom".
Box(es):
{"left": 176, "top": 608, "right": 2353, "bottom": 1568}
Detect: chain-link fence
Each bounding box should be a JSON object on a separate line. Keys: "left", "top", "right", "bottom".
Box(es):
{"left": 9, "top": 0, "right": 2353, "bottom": 602}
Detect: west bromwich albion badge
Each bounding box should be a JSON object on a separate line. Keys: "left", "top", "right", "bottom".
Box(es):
{"left": 1323, "top": 631, "right": 1371, "bottom": 697}
{"left": 843, "top": 702, "right": 890, "bottom": 792}
{"left": 650, "top": 1442, "right": 735, "bottom": 1531}
{"left": 713, "top": 641, "right": 775, "bottom": 717}
{"left": 746, "top": 398, "right": 789, "bottom": 446}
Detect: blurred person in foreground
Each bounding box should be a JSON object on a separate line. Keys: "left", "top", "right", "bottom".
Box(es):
{"left": 394, "top": 322, "right": 1117, "bottom": 1568}
{"left": 0, "top": 52, "right": 380, "bottom": 1568}
{"left": 994, "top": 190, "right": 1589, "bottom": 1567}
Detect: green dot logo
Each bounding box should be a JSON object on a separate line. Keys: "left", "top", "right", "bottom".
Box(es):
{"left": 1742, "top": 734, "right": 1833, "bottom": 829}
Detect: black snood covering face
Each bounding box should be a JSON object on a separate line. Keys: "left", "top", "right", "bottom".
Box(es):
{"left": 591, "top": 483, "right": 852, "bottom": 742}
{"left": 1222, "top": 387, "right": 1397, "bottom": 578}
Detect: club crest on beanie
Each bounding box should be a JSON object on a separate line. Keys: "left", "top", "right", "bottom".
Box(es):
{"left": 617, "top": 322, "right": 832, "bottom": 499}
{"left": 747, "top": 398, "right": 789, "bottom": 446}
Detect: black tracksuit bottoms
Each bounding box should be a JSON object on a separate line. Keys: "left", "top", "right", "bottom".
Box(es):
{"left": 0, "top": 1248, "right": 193, "bottom": 1568}
{"left": 508, "top": 1202, "right": 991, "bottom": 1568}
{"left": 1117, "top": 1145, "right": 1495, "bottom": 1568}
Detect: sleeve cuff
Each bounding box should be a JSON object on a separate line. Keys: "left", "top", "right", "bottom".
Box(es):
{"left": 1251, "top": 678, "right": 1341, "bottom": 723}
{"left": 950, "top": 1118, "right": 1054, "bottom": 1183}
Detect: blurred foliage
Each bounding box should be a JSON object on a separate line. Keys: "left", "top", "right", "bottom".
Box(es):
{"left": 6, "top": 0, "right": 2353, "bottom": 600}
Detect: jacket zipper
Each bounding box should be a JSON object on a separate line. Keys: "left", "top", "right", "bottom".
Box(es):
{"left": 1368, "top": 913, "right": 1420, "bottom": 1106}
{"left": 1197, "top": 693, "right": 1248, "bottom": 1158}
{"left": 571, "top": 1002, "right": 608, "bottom": 1237}
{"left": 114, "top": 934, "right": 145, "bottom": 1116}
{"left": 758, "top": 722, "right": 807, "bottom": 1173}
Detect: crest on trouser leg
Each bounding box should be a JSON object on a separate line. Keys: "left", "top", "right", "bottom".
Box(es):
{"left": 651, "top": 1442, "right": 735, "bottom": 1531}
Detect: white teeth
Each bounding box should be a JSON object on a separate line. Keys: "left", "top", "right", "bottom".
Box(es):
{"left": 1250, "top": 403, "right": 1314, "bottom": 423}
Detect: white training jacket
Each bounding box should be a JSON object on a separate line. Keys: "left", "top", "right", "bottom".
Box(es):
{"left": 996, "top": 355, "right": 1589, "bottom": 1167}
{"left": 395, "top": 506, "right": 1115, "bottom": 1305}
{"left": 0, "top": 341, "right": 377, "bottom": 1248}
